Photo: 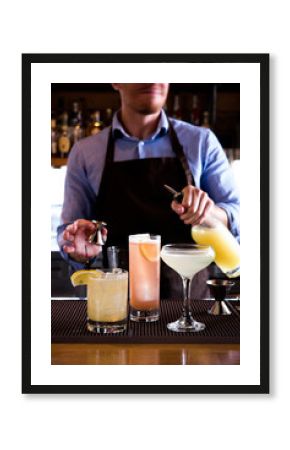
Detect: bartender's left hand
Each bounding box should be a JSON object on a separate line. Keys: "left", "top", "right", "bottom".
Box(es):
{"left": 171, "top": 185, "right": 214, "bottom": 226}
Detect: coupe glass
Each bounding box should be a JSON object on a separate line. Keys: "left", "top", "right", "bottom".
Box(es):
{"left": 161, "top": 243, "right": 215, "bottom": 332}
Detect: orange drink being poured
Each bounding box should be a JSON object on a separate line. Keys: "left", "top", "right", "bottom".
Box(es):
{"left": 129, "top": 234, "right": 161, "bottom": 322}
{"left": 191, "top": 221, "right": 240, "bottom": 278}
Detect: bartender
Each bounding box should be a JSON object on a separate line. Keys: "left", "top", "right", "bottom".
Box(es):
{"left": 58, "top": 83, "right": 240, "bottom": 297}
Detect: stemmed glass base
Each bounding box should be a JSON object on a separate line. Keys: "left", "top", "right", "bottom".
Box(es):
{"left": 167, "top": 275, "right": 205, "bottom": 333}
{"left": 167, "top": 315, "right": 205, "bottom": 332}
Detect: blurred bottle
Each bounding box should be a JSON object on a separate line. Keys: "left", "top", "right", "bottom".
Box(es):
{"left": 201, "top": 111, "right": 210, "bottom": 128}
{"left": 57, "top": 111, "right": 71, "bottom": 158}
{"left": 103, "top": 108, "right": 113, "bottom": 127}
{"left": 69, "top": 100, "right": 84, "bottom": 146}
{"left": 51, "top": 112, "right": 58, "bottom": 157}
{"left": 87, "top": 110, "right": 103, "bottom": 136}
{"left": 56, "top": 97, "right": 65, "bottom": 127}
{"left": 190, "top": 95, "right": 201, "bottom": 125}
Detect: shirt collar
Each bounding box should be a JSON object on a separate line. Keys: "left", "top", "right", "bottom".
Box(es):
{"left": 112, "top": 109, "right": 169, "bottom": 141}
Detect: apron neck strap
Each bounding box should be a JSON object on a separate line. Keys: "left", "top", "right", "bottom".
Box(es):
{"left": 167, "top": 119, "right": 193, "bottom": 186}
{"left": 106, "top": 126, "right": 115, "bottom": 164}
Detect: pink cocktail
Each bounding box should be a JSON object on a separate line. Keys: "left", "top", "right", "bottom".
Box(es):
{"left": 129, "top": 234, "right": 160, "bottom": 322}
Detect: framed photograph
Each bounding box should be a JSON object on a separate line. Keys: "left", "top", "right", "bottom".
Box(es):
{"left": 22, "top": 53, "right": 269, "bottom": 394}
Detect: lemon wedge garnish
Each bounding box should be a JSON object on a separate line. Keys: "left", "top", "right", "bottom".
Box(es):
{"left": 139, "top": 243, "right": 159, "bottom": 262}
{"left": 70, "top": 269, "right": 103, "bottom": 287}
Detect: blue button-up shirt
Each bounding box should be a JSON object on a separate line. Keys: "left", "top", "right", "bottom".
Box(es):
{"left": 58, "top": 110, "right": 240, "bottom": 268}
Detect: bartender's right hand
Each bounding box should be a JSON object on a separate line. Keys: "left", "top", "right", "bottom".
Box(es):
{"left": 62, "top": 219, "right": 107, "bottom": 263}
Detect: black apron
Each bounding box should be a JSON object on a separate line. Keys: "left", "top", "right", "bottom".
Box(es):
{"left": 95, "top": 120, "right": 212, "bottom": 298}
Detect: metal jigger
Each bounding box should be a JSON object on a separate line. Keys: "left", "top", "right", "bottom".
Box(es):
{"left": 89, "top": 221, "right": 107, "bottom": 246}
{"left": 206, "top": 279, "right": 235, "bottom": 315}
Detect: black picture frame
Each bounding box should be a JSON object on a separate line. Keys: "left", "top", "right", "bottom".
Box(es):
{"left": 22, "top": 53, "right": 269, "bottom": 394}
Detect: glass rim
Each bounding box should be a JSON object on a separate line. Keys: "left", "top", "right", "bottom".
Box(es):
{"left": 129, "top": 233, "right": 161, "bottom": 242}
{"left": 161, "top": 243, "right": 213, "bottom": 253}
{"left": 87, "top": 268, "right": 128, "bottom": 280}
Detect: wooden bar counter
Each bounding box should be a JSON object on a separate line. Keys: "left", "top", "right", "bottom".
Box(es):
{"left": 51, "top": 343, "right": 239, "bottom": 365}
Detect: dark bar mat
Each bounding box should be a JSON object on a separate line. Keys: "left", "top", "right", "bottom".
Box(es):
{"left": 52, "top": 299, "right": 240, "bottom": 344}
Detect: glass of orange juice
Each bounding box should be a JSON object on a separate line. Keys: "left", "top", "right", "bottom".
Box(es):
{"left": 129, "top": 234, "right": 161, "bottom": 322}
{"left": 191, "top": 221, "right": 240, "bottom": 278}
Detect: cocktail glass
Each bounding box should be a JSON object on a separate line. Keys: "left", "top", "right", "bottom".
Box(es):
{"left": 129, "top": 234, "right": 161, "bottom": 322}
{"left": 87, "top": 269, "right": 128, "bottom": 333}
{"left": 70, "top": 268, "right": 129, "bottom": 333}
{"left": 161, "top": 243, "right": 215, "bottom": 332}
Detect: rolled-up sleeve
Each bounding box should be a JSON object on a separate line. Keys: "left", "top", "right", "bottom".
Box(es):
{"left": 61, "top": 143, "right": 97, "bottom": 224}
{"left": 57, "top": 142, "right": 98, "bottom": 269}
{"left": 200, "top": 130, "right": 240, "bottom": 240}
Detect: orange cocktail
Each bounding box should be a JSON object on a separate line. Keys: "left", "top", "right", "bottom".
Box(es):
{"left": 129, "top": 234, "right": 161, "bottom": 322}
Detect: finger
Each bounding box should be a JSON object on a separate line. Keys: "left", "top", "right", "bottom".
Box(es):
{"left": 73, "top": 232, "right": 100, "bottom": 255}
{"left": 63, "top": 229, "right": 75, "bottom": 242}
{"left": 181, "top": 186, "right": 193, "bottom": 209}
{"left": 192, "top": 201, "right": 213, "bottom": 226}
{"left": 63, "top": 223, "right": 77, "bottom": 239}
{"left": 74, "top": 219, "right": 96, "bottom": 232}
{"left": 63, "top": 243, "right": 101, "bottom": 262}
{"left": 171, "top": 200, "right": 185, "bottom": 215}
{"left": 184, "top": 197, "right": 213, "bottom": 225}
{"left": 63, "top": 244, "right": 76, "bottom": 254}
{"left": 184, "top": 193, "right": 208, "bottom": 223}
{"left": 85, "top": 244, "right": 103, "bottom": 259}
{"left": 198, "top": 193, "right": 210, "bottom": 216}
{"left": 79, "top": 244, "right": 101, "bottom": 260}
{"left": 180, "top": 202, "right": 197, "bottom": 221}
{"left": 181, "top": 191, "right": 202, "bottom": 221}
{"left": 191, "top": 189, "right": 202, "bottom": 215}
